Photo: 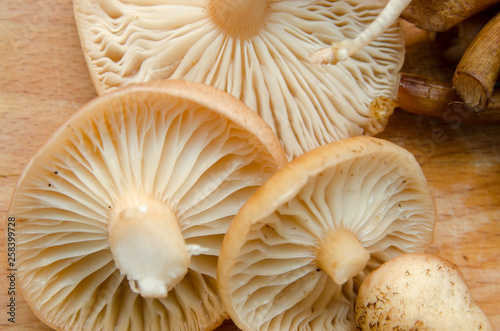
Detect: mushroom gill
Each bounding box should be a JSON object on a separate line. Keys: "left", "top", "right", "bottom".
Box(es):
{"left": 74, "top": 0, "right": 405, "bottom": 159}
{"left": 218, "top": 136, "right": 436, "bottom": 330}
{"left": 8, "top": 80, "right": 287, "bottom": 331}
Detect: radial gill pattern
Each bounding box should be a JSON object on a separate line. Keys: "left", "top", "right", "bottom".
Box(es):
{"left": 9, "top": 84, "right": 283, "bottom": 331}
{"left": 221, "top": 138, "right": 436, "bottom": 330}
{"left": 74, "top": 0, "right": 405, "bottom": 158}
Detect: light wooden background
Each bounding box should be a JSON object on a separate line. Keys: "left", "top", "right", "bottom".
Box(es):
{"left": 0, "top": 0, "right": 498, "bottom": 330}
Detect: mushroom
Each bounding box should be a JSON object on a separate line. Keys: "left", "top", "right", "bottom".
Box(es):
{"left": 6, "top": 80, "right": 287, "bottom": 331}
{"left": 217, "top": 136, "right": 436, "bottom": 330}
{"left": 73, "top": 0, "right": 405, "bottom": 159}
{"left": 401, "top": 0, "right": 499, "bottom": 32}
{"left": 452, "top": 10, "right": 500, "bottom": 114}
{"left": 397, "top": 72, "right": 500, "bottom": 123}
{"left": 355, "top": 253, "right": 494, "bottom": 330}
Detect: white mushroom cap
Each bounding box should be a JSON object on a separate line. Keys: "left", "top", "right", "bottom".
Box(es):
{"left": 218, "top": 136, "right": 436, "bottom": 331}
{"left": 355, "top": 253, "right": 494, "bottom": 330}
{"left": 73, "top": 0, "right": 405, "bottom": 159}
{"left": 7, "top": 80, "right": 287, "bottom": 331}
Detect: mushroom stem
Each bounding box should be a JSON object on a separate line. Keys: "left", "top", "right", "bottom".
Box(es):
{"left": 452, "top": 11, "right": 500, "bottom": 114}
{"left": 108, "top": 194, "right": 192, "bottom": 299}
{"left": 398, "top": 73, "right": 500, "bottom": 123}
{"left": 309, "top": 0, "right": 411, "bottom": 65}
{"left": 315, "top": 228, "right": 370, "bottom": 285}
{"left": 401, "top": 0, "right": 499, "bottom": 32}
{"left": 206, "top": 0, "right": 270, "bottom": 39}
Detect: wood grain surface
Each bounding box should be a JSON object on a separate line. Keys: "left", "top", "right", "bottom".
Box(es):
{"left": 0, "top": 1, "right": 498, "bottom": 330}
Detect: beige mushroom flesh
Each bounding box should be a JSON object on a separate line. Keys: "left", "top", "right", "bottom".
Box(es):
{"left": 218, "top": 136, "right": 436, "bottom": 330}
{"left": 73, "top": 0, "right": 405, "bottom": 159}
{"left": 6, "top": 80, "right": 287, "bottom": 331}
{"left": 355, "top": 253, "right": 494, "bottom": 330}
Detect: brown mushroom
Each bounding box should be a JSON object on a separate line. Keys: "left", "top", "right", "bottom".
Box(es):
{"left": 218, "top": 136, "right": 436, "bottom": 330}
{"left": 401, "top": 0, "right": 500, "bottom": 32}
{"left": 397, "top": 73, "right": 500, "bottom": 123}
{"left": 6, "top": 80, "right": 287, "bottom": 331}
{"left": 452, "top": 10, "right": 500, "bottom": 114}
{"left": 73, "top": 0, "right": 405, "bottom": 159}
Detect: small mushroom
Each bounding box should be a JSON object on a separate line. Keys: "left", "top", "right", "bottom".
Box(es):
{"left": 7, "top": 80, "right": 287, "bottom": 331}
{"left": 397, "top": 72, "right": 500, "bottom": 123}
{"left": 355, "top": 253, "right": 494, "bottom": 330}
{"left": 217, "top": 136, "right": 436, "bottom": 330}
{"left": 73, "top": 0, "right": 405, "bottom": 159}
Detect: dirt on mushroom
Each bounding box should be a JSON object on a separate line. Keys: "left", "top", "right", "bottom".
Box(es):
{"left": 355, "top": 253, "right": 494, "bottom": 331}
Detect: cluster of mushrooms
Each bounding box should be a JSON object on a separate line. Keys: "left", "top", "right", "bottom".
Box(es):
{"left": 6, "top": 0, "right": 497, "bottom": 330}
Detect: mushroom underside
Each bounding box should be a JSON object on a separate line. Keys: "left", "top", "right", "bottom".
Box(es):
{"left": 10, "top": 82, "right": 285, "bottom": 331}
{"left": 219, "top": 137, "right": 436, "bottom": 330}
{"left": 74, "top": 0, "right": 405, "bottom": 158}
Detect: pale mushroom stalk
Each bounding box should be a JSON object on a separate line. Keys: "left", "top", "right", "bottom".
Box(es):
{"left": 310, "top": 0, "right": 412, "bottom": 65}
{"left": 316, "top": 228, "right": 370, "bottom": 285}
{"left": 206, "top": 0, "right": 270, "bottom": 39}
{"left": 108, "top": 194, "right": 206, "bottom": 299}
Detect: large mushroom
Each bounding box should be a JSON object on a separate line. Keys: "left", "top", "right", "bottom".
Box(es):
{"left": 6, "top": 80, "right": 287, "bottom": 331}
{"left": 217, "top": 136, "right": 436, "bottom": 330}
{"left": 73, "top": 0, "right": 406, "bottom": 159}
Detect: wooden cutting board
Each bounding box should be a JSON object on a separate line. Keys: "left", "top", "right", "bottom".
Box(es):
{"left": 0, "top": 1, "right": 498, "bottom": 330}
